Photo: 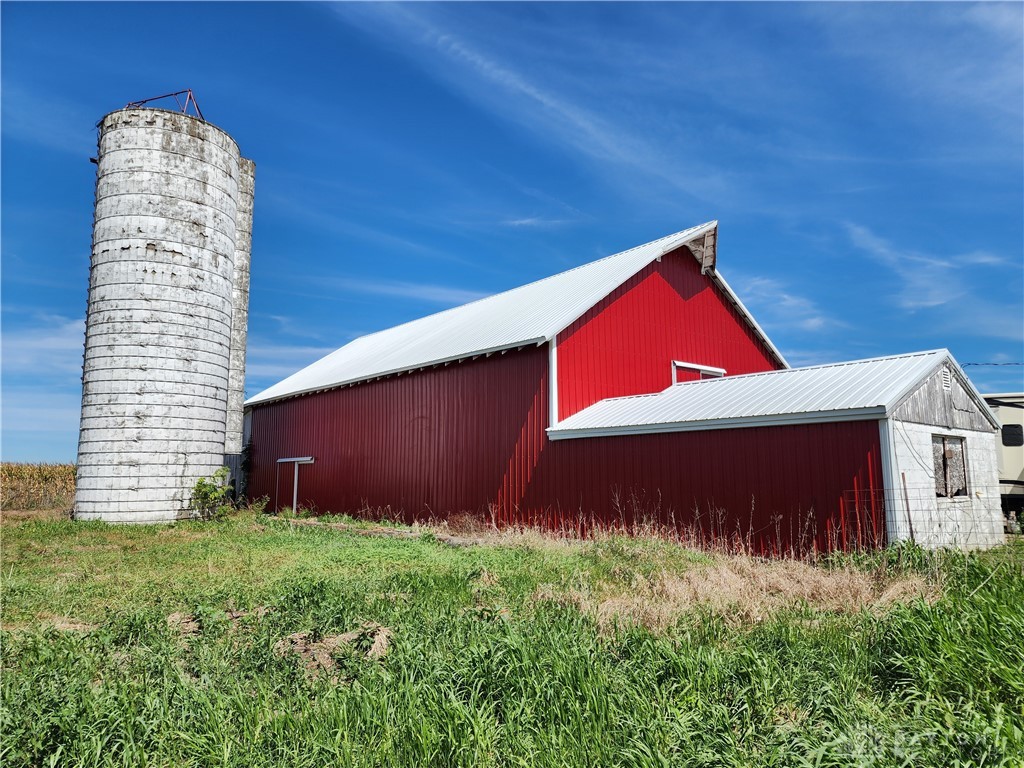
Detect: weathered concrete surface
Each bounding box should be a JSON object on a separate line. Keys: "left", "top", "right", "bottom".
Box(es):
{"left": 889, "top": 420, "right": 1004, "bottom": 549}
{"left": 75, "top": 108, "right": 254, "bottom": 523}
{"left": 225, "top": 158, "right": 255, "bottom": 455}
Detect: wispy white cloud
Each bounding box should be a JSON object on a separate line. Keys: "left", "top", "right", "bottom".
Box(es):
{"left": 501, "top": 217, "right": 573, "bottom": 229}
{"left": 1, "top": 315, "right": 85, "bottom": 377}
{"left": 244, "top": 342, "right": 340, "bottom": 386}
{"left": 0, "top": 85, "right": 96, "bottom": 155}
{"left": 260, "top": 313, "right": 330, "bottom": 342}
{"left": 844, "top": 223, "right": 1017, "bottom": 311}
{"left": 845, "top": 223, "right": 965, "bottom": 310}
{"left": 804, "top": 4, "right": 1023, "bottom": 146}
{"left": 845, "top": 223, "right": 1023, "bottom": 342}
{"left": 332, "top": 4, "right": 731, "bottom": 205}
{"left": 730, "top": 274, "right": 846, "bottom": 334}
{"left": 330, "top": 277, "right": 489, "bottom": 306}
{"left": 263, "top": 192, "right": 448, "bottom": 259}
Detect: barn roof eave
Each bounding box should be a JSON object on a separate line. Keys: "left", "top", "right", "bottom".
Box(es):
{"left": 547, "top": 407, "right": 887, "bottom": 440}
{"left": 244, "top": 338, "right": 548, "bottom": 407}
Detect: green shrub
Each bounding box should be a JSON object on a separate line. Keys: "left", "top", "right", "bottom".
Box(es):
{"left": 188, "top": 467, "right": 235, "bottom": 521}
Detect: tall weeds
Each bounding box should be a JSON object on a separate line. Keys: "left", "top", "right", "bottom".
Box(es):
{"left": 2, "top": 515, "right": 1021, "bottom": 767}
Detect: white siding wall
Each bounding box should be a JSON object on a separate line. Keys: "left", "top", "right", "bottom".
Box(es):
{"left": 888, "top": 419, "right": 1004, "bottom": 548}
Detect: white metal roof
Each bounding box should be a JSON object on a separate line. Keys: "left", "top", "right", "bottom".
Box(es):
{"left": 548, "top": 349, "right": 991, "bottom": 439}
{"left": 247, "top": 221, "right": 787, "bottom": 405}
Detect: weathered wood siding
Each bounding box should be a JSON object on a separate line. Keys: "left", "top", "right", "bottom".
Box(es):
{"left": 892, "top": 363, "right": 995, "bottom": 433}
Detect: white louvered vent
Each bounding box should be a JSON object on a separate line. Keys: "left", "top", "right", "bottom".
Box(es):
{"left": 941, "top": 368, "right": 952, "bottom": 391}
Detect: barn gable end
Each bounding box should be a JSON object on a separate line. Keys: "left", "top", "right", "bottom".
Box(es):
{"left": 890, "top": 361, "right": 998, "bottom": 433}
{"left": 554, "top": 246, "right": 783, "bottom": 421}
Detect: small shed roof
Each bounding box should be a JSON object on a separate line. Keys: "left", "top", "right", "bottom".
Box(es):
{"left": 247, "top": 221, "right": 786, "bottom": 406}
{"left": 548, "top": 349, "right": 997, "bottom": 439}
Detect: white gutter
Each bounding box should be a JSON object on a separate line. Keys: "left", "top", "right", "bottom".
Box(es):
{"left": 548, "top": 339, "right": 559, "bottom": 427}
{"left": 877, "top": 420, "right": 908, "bottom": 544}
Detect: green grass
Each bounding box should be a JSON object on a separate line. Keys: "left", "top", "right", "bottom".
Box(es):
{"left": 2, "top": 513, "right": 1022, "bottom": 767}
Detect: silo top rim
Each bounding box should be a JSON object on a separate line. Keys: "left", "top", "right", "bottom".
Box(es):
{"left": 98, "top": 106, "right": 244, "bottom": 155}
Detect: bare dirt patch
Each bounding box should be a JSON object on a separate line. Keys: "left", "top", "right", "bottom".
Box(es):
{"left": 167, "top": 606, "right": 273, "bottom": 638}
{"left": 274, "top": 623, "right": 392, "bottom": 681}
{"left": 70, "top": 543, "right": 124, "bottom": 553}
{"left": 156, "top": 527, "right": 214, "bottom": 541}
{"left": 167, "top": 612, "right": 202, "bottom": 637}
{"left": 31, "top": 614, "right": 97, "bottom": 632}
{"left": 535, "top": 557, "right": 936, "bottom": 632}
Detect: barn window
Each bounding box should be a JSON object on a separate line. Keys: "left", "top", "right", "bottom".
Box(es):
{"left": 672, "top": 361, "right": 726, "bottom": 385}
{"left": 932, "top": 435, "right": 968, "bottom": 498}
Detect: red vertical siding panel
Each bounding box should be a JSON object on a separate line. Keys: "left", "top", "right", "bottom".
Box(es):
{"left": 248, "top": 347, "right": 549, "bottom": 523}
{"left": 556, "top": 248, "right": 782, "bottom": 420}
{"left": 521, "top": 420, "right": 885, "bottom": 554}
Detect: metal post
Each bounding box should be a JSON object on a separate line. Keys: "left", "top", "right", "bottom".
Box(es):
{"left": 275, "top": 457, "right": 314, "bottom": 514}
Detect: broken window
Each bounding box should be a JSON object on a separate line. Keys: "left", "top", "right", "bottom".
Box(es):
{"left": 932, "top": 435, "right": 968, "bottom": 498}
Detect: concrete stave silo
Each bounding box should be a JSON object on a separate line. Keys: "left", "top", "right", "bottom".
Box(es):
{"left": 225, "top": 158, "right": 255, "bottom": 458}
{"left": 75, "top": 107, "right": 254, "bottom": 523}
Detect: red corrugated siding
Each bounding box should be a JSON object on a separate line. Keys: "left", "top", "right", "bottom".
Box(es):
{"left": 247, "top": 347, "right": 549, "bottom": 523}
{"left": 529, "top": 420, "right": 886, "bottom": 553}
{"left": 248, "top": 351, "right": 884, "bottom": 552}
{"left": 556, "top": 248, "right": 782, "bottom": 420}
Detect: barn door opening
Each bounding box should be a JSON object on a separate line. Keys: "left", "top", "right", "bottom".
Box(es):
{"left": 275, "top": 456, "right": 314, "bottom": 513}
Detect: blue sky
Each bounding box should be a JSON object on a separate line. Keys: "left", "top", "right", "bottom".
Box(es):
{"left": 2, "top": 2, "right": 1022, "bottom": 462}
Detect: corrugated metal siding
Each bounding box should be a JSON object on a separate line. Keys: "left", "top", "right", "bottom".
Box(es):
{"left": 556, "top": 250, "right": 781, "bottom": 420}
{"left": 247, "top": 347, "right": 549, "bottom": 522}
{"left": 528, "top": 420, "right": 886, "bottom": 553}
{"left": 247, "top": 352, "right": 885, "bottom": 552}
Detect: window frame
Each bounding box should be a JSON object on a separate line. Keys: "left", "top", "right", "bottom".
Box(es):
{"left": 671, "top": 360, "right": 726, "bottom": 385}
{"left": 932, "top": 434, "right": 969, "bottom": 500}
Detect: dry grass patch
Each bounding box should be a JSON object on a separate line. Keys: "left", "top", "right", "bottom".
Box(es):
{"left": 274, "top": 623, "right": 392, "bottom": 682}
{"left": 0, "top": 507, "right": 69, "bottom": 524}
{"left": 167, "top": 606, "right": 274, "bottom": 638}
{"left": 536, "top": 555, "right": 936, "bottom": 632}
{"left": 2, "top": 614, "right": 100, "bottom": 633}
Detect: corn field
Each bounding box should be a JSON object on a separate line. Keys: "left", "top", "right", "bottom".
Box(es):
{"left": 1, "top": 463, "right": 76, "bottom": 510}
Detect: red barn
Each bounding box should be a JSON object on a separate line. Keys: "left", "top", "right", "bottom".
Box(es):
{"left": 245, "top": 222, "right": 1004, "bottom": 552}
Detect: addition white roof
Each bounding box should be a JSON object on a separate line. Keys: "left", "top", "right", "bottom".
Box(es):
{"left": 247, "top": 221, "right": 787, "bottom": 406}
{"left": 548, "top": 349, "right": 996, "bottom": 439}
